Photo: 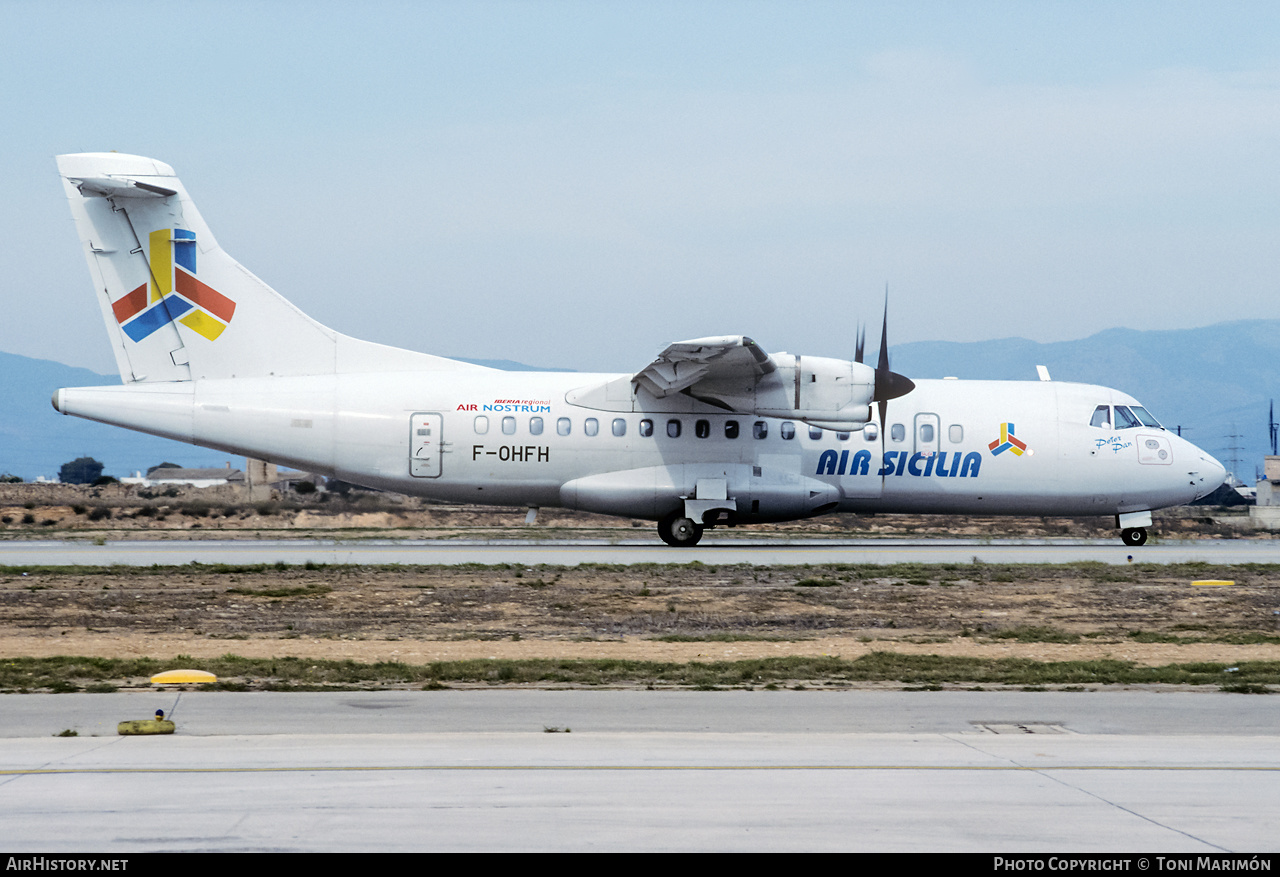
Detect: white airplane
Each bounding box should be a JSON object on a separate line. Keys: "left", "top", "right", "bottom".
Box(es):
{"left": 52, "top": 152, "right": 1226, "bottom": 547}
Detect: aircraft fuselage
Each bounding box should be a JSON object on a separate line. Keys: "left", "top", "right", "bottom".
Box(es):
{"left": 55, "top": 369, "right": 1221, "bottom": 524}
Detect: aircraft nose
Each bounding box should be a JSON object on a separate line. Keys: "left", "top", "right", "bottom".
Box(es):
{"left": 1188, "top": 448, "right": 1227, "bottom": 501}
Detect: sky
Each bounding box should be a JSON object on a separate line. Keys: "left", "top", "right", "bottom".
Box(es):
{"left": 4, "top": 1, "right": 1280, "bottom": 375}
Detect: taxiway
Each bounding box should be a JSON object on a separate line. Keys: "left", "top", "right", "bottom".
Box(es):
{"left": 2, "top": 691, "right": 1277, "bottom": 852}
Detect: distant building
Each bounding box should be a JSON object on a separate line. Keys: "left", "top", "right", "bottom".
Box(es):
{"left": 1255, "top": 457, "right": 1280, "bottom": 504}
{"left": 121, "top": 460, "right": 318, "bottom": 492}
{"left": 243, "top": 459, "right": 319, "bottom": 492}
{"left": 121, "top": 465, "right": 245, "bottom": 489}
{"left": 1250, "top": 456, "right": 1280, "bottom": 528}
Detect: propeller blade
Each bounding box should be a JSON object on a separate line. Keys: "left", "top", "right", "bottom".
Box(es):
{"left": 872, "top": 294, "right": 916, "bottom": 404}
{"left": 870, "top": 289, "right": 916, "bottom": 485}
{"left": 877, "top": 296, "right": 890, "bottom": 484}
{"left": 877, "top": 299, "right": 890, "bottom": 375}
{"left": 878, "top": 396, "right": 888, "bottom": 486}
{"left": 854, "top": 324, "right": 866, "bottom": 365}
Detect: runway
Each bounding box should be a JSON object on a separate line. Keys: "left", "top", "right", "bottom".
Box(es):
{"left": 4, "top": 536, "right": 1280, "bottom": 566}
{"left": 2, "top": 691, "right": 1277, "bottom": 852}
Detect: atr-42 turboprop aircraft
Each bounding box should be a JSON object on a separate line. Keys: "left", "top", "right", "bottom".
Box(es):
{"left": 52, "top": 153, "right": 1226, "bottom": 547}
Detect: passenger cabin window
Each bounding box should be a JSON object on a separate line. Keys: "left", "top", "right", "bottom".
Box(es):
{"left": 808, "top": 426, "right": 823, "bottom": 440}
{"left": 949, "top": 425, "right": 963, "bottom": 443}
{"left": 501, "top": 416, "right": 516, "bottom": 435}
{"left": 584, "top": 417, "right": 599, "bottom": 436}
{"left": 667, "top": 419, "right": 682, "bottom": 438}
{"left": 890, "top": 423, "right": 906, "bottom": 442}
{"left": 639, "top": 419, "right": 654, "bottom": 437}
{"left": 612, "top": 418, "right": 626, "bottom": 437}
{"left": 837, "top": 432, "right": 850, "bottom": 441}
{"left": 781, "top": 422, "right": 796, "bottom": 440}
{"left": 474, "top": 415, "right": 489, "bottom": 435}
{"left": 919, "top": 423, "right": 934, "bottom": 443}
{"left": 753, "top": 421, "right": 768, "bottom": 439}
{"left": 1090, "top": 405, "right": 1111, "bottom": 429}
{"left": 530, "top": 417, "right": 544, "bottom": 435}
{"left": 695, "top": 419, "right": 710, "bottom": 438}
{"left": 556, "top": 417, "right": 571, "bottom": 436}
{"left": 725, "top": 420, "right": 740, "bottom": 439}
{"left": 864, "top": 423, "right": 878, "bottom": 442}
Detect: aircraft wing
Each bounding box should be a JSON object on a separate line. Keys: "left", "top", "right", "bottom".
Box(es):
{"left": 632, "top": 335, "right": 776, "bottom": 398}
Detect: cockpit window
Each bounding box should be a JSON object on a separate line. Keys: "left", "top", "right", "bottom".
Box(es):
{"left": 1113, "top": 406, "right": 1141, "bottom": 429}
{"left": 1092, "top": 403, "right": 1163, "bottom": 430}
{"left": 1130, "top": 406, "right": 1161, "bottom": 428}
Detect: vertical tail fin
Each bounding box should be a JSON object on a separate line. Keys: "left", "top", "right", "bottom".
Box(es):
{"left": 57, "top": 152, "right": 468, "bottom": 383}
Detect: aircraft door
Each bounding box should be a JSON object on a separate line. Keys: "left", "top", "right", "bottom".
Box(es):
{"left": 410, "top": 412, "right": 444, "bottom": 478}
{"left": 915, "top": 413, "right": 940, "bottom": 456}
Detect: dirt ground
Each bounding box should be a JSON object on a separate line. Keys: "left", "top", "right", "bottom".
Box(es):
{"left": 3, "top": 560, "right": 1278, "bottom": 667}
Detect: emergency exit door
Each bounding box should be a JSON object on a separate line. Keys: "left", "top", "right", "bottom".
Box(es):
{"left": 410, "top": 413, "right": 444, "bottom": 477}
{"left": 915, "top": 412, "right": 941, "bottom": 456}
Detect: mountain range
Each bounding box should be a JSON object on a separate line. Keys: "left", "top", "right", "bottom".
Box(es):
{"left": 2, "top": 320, "right": 1276, "bottom": 481}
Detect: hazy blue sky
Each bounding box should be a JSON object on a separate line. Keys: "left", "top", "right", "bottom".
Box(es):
{"left": 5, "top": 1, "right": 1279, "bottom": 375}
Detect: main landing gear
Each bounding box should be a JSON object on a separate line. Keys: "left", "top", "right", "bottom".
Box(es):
{"left": 1120, "top": 527, "right": 1148, "bottom": 547}
{"left": 658, "top": 512, "right": 703, "bottom": 547}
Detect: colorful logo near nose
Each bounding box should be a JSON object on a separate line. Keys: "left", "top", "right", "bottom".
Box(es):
{"left": 989, "top": 422, "right": 1028, "bottom": 456}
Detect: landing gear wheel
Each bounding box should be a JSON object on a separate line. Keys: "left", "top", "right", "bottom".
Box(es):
{"left": 1120, "top": 527, "right": 1148, "bottom": 547}
{"left": 658, "top": 513, "right": 703, "bottom": 547}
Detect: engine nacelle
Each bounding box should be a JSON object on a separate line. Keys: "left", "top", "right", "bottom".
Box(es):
{"left": 570, "top": 337, "right": 891, "bottom": 431}
{"left": 691, "top": 354, "right": 876, "bottom": 429}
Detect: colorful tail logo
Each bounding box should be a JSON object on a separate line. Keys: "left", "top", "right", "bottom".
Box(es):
{"left": 988, "top": 422, "right": 1029, "bottom": 456}
{"left": 111, "top": 229, "right": 236, "bottom": 342}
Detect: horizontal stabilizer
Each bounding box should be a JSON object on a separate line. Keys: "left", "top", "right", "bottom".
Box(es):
{"left": 71, "top": 176, "right": 177, "bottom": 199}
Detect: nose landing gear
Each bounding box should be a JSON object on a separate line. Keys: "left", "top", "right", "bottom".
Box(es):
{"left": 1120, "top": 527, "right": 1148, "bottom": 547}
{"left": 1117, "top": 511, "right": 1152, "bottom": 547}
